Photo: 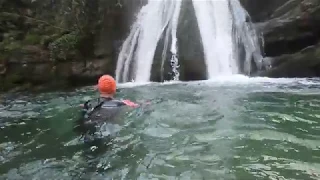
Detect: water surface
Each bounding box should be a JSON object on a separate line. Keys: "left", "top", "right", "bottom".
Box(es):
{"left": 1, "top": 76, "right": 320, "bottom": 179}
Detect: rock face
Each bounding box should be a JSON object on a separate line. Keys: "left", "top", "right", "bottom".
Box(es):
{"left": 241, "top": 0, "right": 320, "bottom": 77}
{"left": 0, "top": 0, "right": 145, "bottom": 91}
{"left": 240, "top": 0, "right": 289, "bottom": 22}
{"left": 177, "top": 0, "right": 207, "bottom": 81}
{"left": 259, "top": 44, "right": 320, "bottom": 77}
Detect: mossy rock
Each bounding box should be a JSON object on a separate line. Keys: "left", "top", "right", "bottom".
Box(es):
{"left": 48, "top": 31, "right": 82, "bottom": 62}
{"left": 23, "top": 33, "right": 41, "bottom": 45}
{"left": 40, "top": 34, "right": 61, "bottom": 47}
{"left": 0, "top": 38, "right": 23, "bottom": 62}
{"left": 0, "top": 12, "right": 21, "bottom": 22}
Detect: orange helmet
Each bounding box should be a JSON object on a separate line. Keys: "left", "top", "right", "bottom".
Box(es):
{"left": 97, "top": 75, "right": 116, "bottom": 95}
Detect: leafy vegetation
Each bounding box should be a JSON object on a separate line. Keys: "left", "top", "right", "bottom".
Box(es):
{"left": 0, "top": 0, "right": 131, "bottom": 91}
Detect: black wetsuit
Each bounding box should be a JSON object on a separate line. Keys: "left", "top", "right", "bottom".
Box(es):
{"left": 74, "top": 97, "right": 130, "bottom": 142}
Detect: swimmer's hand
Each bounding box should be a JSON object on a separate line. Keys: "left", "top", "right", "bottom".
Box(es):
{"left": 122, "top": 99, "right": 152, "bottom": 108}
{"left": 122, "top": 100, "right": 139, "bottom": 108}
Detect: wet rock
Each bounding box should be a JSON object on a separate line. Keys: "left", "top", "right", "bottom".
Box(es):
{"left": 258, "top": 0, "right": 320, "bottom": 57}
{"left": 63, "top": 58, "right": 113, "bottom": 86}
{"left": 242, "top": 0, "right": 320, "bottom": 78}
{"left": 240, "top": 0, "right": 289, "bottom": 22}
{"left": 177, "top": 0, "right": 206, "bottom": 81}
{"left": 258, "top": 43, "right": 320, "bottom": 77}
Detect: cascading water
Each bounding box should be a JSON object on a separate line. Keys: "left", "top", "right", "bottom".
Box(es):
{"left": 115, "top": 0, "right": 182, "bottom": 83}
{"left": 192, "top": 0, "right": 263, "bottom": 78}
{"left": 115, "top": 0, "right": 263, "bottom": 82}
{"left": 192, "top": 0, "right": 237, "bottom": 78}
{"left": 228, "top": 0, "right": 264, "bottom": 75}
{"left": 169, "top": 0, "right": 182, "bottom": 81}
{"left": 160, "top": 0, "right": 182, "bottom": 82}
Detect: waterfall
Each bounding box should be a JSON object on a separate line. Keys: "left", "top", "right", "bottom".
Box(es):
{"left": 192, "top": 0, "right": 263, "bottom": 78}
{"left": 229, "top": 0, "right": 264, "bottom": 75}
{"left": 160, "top": 0, "right": 182, "bottom": 81}
{"left": 170, "top": 0, "right": 182, "bottom": 81}
{"left": 192, "top": 0, "right": 237, "bottom": 78}
{"left": 115, "top": 0, "right": 182, "bottom": 83}
{"left": 115, "top": 0, "right": 263, "bottom": 82}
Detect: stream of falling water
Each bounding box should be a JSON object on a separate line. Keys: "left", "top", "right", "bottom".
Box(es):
{"left": 115, "top": 0, "right": 263, "bottom": 82}
{"left": 229, "top": 0, "right": 264, "bottom": 74}
{"left": 115, "top": 0, "right": 182, "bottom": 83}
{"left": 169, "top": 0, "right": 182, "bottom": 81}
{"left": 192, "top": 0, "right": 237, "bottom": 78}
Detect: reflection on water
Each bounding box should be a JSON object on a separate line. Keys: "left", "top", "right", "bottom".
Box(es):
{"left": 1, "top": 78, "right": 320, "bottom": 179}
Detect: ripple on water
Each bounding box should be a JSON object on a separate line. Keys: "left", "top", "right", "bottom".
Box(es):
{"left": 1, "top": 80, "right": 320, "bottom": 179}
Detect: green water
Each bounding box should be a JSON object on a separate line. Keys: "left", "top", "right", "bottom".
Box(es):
{"left": 1, "top": 78, "right": 320, "bottom": 179}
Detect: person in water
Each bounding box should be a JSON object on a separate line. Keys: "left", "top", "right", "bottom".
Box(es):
{"left": 74, "top": 74, "right": 140, "bottom": 142}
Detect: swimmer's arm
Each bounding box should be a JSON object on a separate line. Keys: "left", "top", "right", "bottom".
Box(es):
{"left": 121, "top": 99, "right": 139, "bottom": 108}
{"left": 121, "top": 99, "right": 151, "bottom": 108}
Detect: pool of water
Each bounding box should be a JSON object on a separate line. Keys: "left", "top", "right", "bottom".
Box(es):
{"left": 1, "top": 76, "right": 320, "bottom": 179}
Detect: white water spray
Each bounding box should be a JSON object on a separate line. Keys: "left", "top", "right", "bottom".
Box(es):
{"left": 116, "top": 0, "right": 182, "bottom": 83}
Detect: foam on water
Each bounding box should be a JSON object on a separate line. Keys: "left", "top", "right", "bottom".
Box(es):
{"left": 188, "top": 76, "right": 320, "bottom": 86}
{"left": 117, "top": 82, "right": 154, "bottom": 89}
{"left": 117, "top": 76, "right": 320, "bottom": 89}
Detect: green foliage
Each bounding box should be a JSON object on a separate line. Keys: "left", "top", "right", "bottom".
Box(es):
{"left": 48, "top": 31, "right": 80, "bottom": 62}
